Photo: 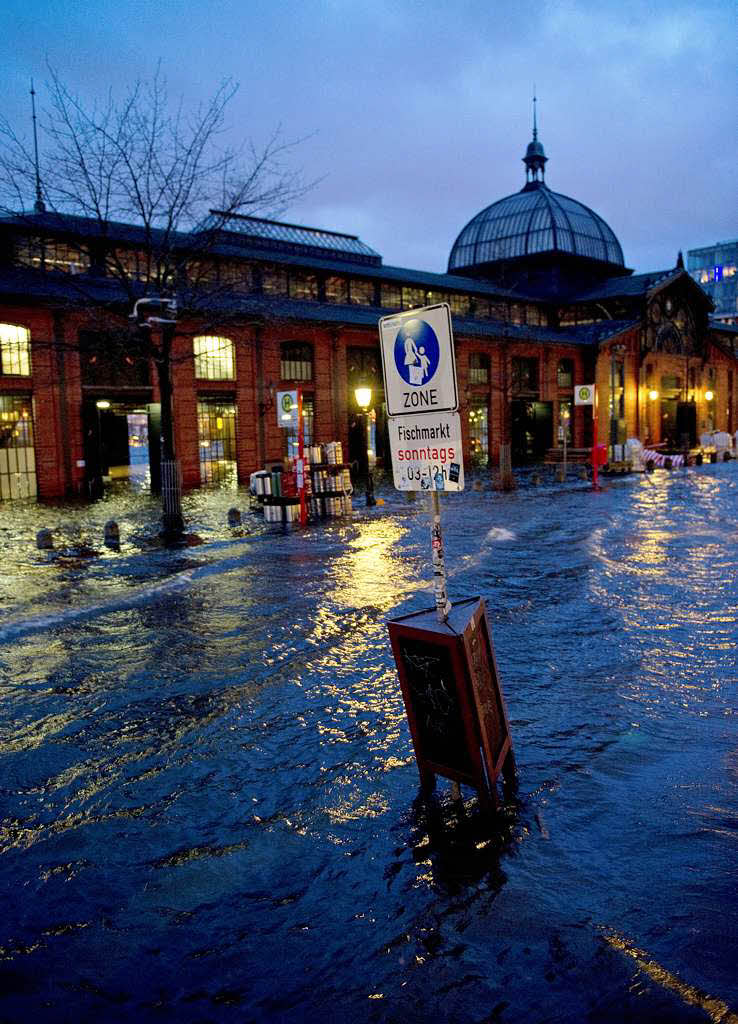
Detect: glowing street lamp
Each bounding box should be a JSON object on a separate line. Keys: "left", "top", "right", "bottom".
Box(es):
{"left": 355, "top": 386, "right": 371, "bottom": 411}
{"left": 705, "top": 390, "right": 714, "bottom": 402}
{"left": 649, "top": 389, "right": 659, "bottom": 402}
{"left": 354, "top": 384, "right": 376, "bottom": 507}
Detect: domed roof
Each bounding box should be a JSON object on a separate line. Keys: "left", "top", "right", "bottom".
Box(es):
{"left": 448, "top": 131, "right": 624, "bottom": 275}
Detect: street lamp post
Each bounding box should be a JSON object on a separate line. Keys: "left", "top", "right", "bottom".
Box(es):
{"left": 560, "top": 404, "right": 570, "bottom": 478}
{"left": 130, "top": 297, "right": 185, "bottom": 544}
{"left": 354, "top": 385, "right": 376, "bottom": 507}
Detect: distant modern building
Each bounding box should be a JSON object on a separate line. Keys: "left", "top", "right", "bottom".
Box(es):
{"left": 687, "top": 240, "right": 738, "bottom": 324}
{"left": 0, "top": 122, "right": 736, "bottom": 502}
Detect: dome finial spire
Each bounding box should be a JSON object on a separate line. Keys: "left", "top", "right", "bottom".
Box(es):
{"left": 523, "top": 90, "right": 547, "bottom": 188}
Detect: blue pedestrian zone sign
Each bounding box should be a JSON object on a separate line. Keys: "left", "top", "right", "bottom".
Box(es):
{"left": 394, "top": 318, "right": 440, "bottom": 387}
{"left": 379, "top": 304, "right": 458, "bottom": 416}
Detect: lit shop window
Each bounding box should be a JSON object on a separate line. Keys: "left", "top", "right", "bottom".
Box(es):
{"left": 197, "top": 399, "right": 237, "bottom": 486}
{"left": 426, "top": 290, "right": 450, "bottom": 307}
{"left": 0, "top": 324, "right": 32, "bottom": 376}
{"left": 0, "top": 394, "right": 36, "bottom": 500}
{"left": 193, "top": 336, "right": 235, "bottom": 380}
{"left": 468, "top": 403, "right": 489, "bottom": 468}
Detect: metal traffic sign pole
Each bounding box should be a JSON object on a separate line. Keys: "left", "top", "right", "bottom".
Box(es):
{"left": 378, "top": 304, "right": 460, "bottom": 622}
{"left": 381, "top": 303, "right": 514, "bottom": 813}
{"left": 430, "top": 487, "right": 452, "bottom": 623}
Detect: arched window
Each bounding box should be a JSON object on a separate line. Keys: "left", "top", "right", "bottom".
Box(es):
{"left": 280, "top": 342, "right": 313, "bottom": 381}
{"left": 193, "top": 336, "right": 235, "bottom": 380}
{"left": 557, "top": 359, "right": 574, "bottom": 388}
{"left": 0, "top": 324, "right": 31, "bottom": 376}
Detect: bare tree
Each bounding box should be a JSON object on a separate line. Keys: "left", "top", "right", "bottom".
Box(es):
{"left": 0, "top": 66, "right": 311, "bottom": 540}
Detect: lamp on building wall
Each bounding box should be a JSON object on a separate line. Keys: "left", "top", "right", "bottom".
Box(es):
{"left": 354, "top": 384, "right": 376, "bottom": 507}
{"left": 705, "top": 389, "right": 714, "bottom": 402}
{"left": 649, "top": 389, "right": 659, "bottom": 402}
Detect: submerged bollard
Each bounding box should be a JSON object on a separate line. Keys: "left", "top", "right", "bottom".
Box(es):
{"left": 555, "top": 466, "right": 566, "bottom": 484}
{"left": 578, "top": 464, "right": 588, "bottom": 480}
{"left": 104, "top": 520, "right": 120, "bottom": 549}
{"left": 227, "top": 507, "right": 242, "bottom": 527}
{"left": 36, "top": 528, "right": 54, "bottom": 550}
{"left": 531, "top": 472, "right": 541, "bottom": 486}
{"left": 472, "top": 479, "right": 483, "bottom": 492}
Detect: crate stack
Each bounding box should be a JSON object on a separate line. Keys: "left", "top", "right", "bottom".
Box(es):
{"left": 250, "top": 441, "right": 352, "bottom": 523}
{"left": 307, "top": 442, "right": 352, "bottom": 519}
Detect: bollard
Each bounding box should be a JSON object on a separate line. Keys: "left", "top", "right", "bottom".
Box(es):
{"left": 578, "top": 464, "right": 588, "bottom": 480}
{"left": 723, "top": 451, "right": 731, "bottom": 462}
{"left": 472, "top": 479, "right": 483, "bottom": 492}
{"left": 554, "top": 466, "right": 565, "bottom": 484}
{"left": 36, "top": 528, "right": 54, "bottom": 550}
{"left": 646, "top": 460, "right": 655, "bottom": 473}
{"left": 531, "top": 472, "right": 541, "bottom": 486}
{"left": 227, "top": 507, "right": 242, "bottom": 527}
{"left": 104, "top": 520, "right": 120, "bottom": 549}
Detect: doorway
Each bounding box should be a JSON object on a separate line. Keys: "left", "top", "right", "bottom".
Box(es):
{"left": 511, "top": 400, "right": 553, "bottom": 464}
{"left": 83, "top": 399, "right": 156, "bottom": 495}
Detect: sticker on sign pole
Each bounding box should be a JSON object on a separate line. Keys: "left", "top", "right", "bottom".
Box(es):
{"left": 379, "top": 304, "right": 458, "bottom": 417}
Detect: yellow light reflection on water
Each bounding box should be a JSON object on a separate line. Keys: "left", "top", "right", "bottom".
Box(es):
{"left": 602, "top": 929, "right": 738, "bottom": 1023}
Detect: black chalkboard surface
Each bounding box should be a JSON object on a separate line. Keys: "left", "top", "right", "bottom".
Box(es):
{"left": 388, "top": 597, "right": 514, "bottom": 809}
{"left": 396, "top": 635, "right": 474, "bottom": 775}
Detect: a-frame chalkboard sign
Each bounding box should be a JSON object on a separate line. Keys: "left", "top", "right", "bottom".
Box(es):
{"left": 388, "top": 596, "right": 514, "bottom": 811}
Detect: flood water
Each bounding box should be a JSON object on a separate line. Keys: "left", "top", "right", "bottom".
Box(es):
{"left": 1, "top": 467, "right": 736, "bottom": 1023}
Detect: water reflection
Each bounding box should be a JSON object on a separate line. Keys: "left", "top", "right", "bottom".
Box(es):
{"left": 0, "top": 468, "right": 737, "bottom": 1021}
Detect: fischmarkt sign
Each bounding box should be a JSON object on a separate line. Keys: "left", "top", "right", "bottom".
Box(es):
{"left": 388, "top": 411, "right": 464, "bottom": 492}
{"left": 379, "top": 303, "right": 458, "bottom": 417}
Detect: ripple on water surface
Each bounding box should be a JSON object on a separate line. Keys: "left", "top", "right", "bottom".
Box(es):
{"left": 0, "top": 470, "right": 737, "bottom": 1022}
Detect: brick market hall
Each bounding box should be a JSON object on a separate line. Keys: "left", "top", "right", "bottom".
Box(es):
{"left": 0, "top": 125, "right": 736, "bottom": 502}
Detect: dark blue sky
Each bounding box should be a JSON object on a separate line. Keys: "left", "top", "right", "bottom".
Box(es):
{"left": 2, "top": 0, "right": 735, "bottom": 275}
